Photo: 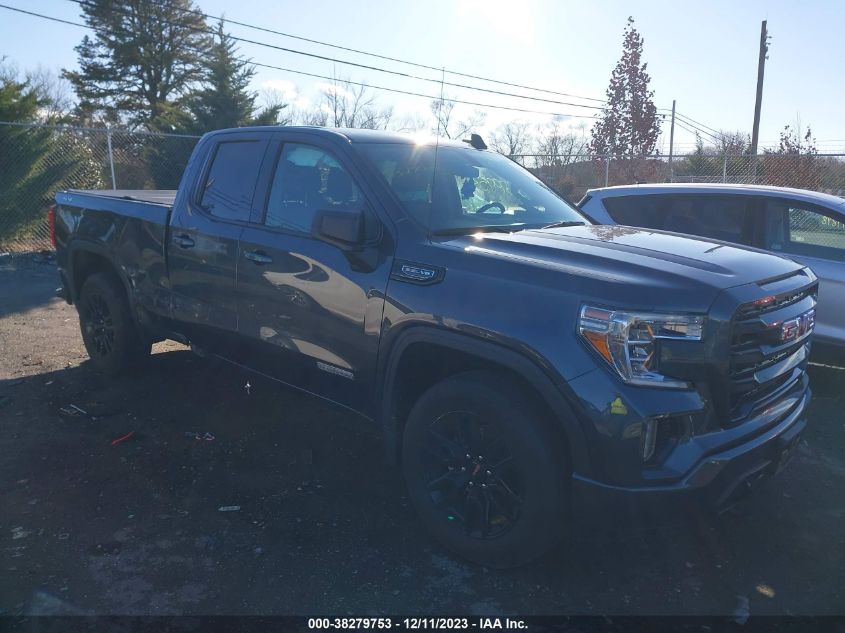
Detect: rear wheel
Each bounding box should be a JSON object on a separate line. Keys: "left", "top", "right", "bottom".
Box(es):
{"left": 77, "top": 272, "right": 150, "bottom": 375}
{"left": 402, "top": 371, "right": 569, "bottom": 568}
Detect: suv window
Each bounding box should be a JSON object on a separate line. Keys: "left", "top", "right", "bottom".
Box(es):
{"left": 265, "top": 143, "right": 365, "bottom": 235}
{"left": 603, "top": 194, "right": 751, "bottom": 244}
{"left": 763, "top": 198, "right": 845, "bottom": 262}
{"left": 602, "top": 195, "right": 667, "bottom": 228}
{"left": 200, "top": 140, "right": 265, "bottom": 221}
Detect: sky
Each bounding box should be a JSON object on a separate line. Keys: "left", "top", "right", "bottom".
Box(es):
{"left": 2, "top": 0, "right": 844, "bottom": 154}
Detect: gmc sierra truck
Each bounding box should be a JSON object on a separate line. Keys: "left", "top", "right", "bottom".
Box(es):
{"left": 52, "top": 127, "right": 817, "bottom": 568}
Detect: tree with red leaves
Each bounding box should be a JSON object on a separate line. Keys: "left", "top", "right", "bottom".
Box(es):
{"left": 590, "top": 17, "right": 661, "bottom": 166}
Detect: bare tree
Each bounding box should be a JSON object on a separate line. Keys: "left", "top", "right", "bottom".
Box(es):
{"left": 490, "top": 121, "right": 533, "bottom": 159}
{"left": 535, "top": 120, "right": 588, "bottom": 168}
{"left": 392, "top": 112, "right": 430, "bottom": 134}
{"left": 252, "top": 88, "right": 293, "bottom": 126}
{"left": 26, "top": 67, "right": 74, "bottom": 120}
{"left": 0, "top": 61, "right": 74, "bottom": 121}
{"left": 692, "top": 130, "right": 751, "bottom": 157}
{"left": 429, "top": 97, "right": 486, "bottom": 140}
{"left": 298, "top": 105, "right": 329, "bottom": 127}
{"left": 305, "top": 78, "right": 393, "bottom": 129}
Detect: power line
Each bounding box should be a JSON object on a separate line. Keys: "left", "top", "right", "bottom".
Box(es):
{"left": 672, "top": 119, "right": 705, "bottom": 139}
{"left": 104, "top": 0, "right": 608, "bottom": 104}
{"left": 0, "top": 3, "right": 600, "bottom": 120}
{"left": 248, "top": 61, "right": 600, "bottom": 118}
{"left": 665, "top": 112, "right": 723, "bottom": 143}
{"left": 65, "top": 0, "right": 607, "bottom": 112}
{"left": 660, "top": 109, "right": 722, "bottom": 135}
{"left": 658, "top": 108, "right": 723, "bottom": 139}
{"left": 675, "top": 112, "right": 721, "bottom": 135}
{"left": 0, "top": 1, "right": 84, "bottom": 28}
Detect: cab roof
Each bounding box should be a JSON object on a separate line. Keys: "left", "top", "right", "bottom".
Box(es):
{"left": 208, "top": 125, "right": 473, "bottom": 148}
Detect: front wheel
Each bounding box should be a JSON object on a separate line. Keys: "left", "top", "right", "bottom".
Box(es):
{"left": 402, "top": 371, "right": 569, "bottom": 568}
{"left": 77, "top": 272, "right": 150, "bottom": 375}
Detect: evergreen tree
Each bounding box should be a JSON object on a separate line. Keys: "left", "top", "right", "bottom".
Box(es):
{"left": 0, "top": 77, "right": 103, "bottom": 244}
{"left": 0, "top": 78, "right": 52, "bottom": 209}
{"left": 63, "top": 0, "right": 211, "bottom": 127}
{"left": 189, "top": 20, "right": 256, "bottom": 132}
{"left": 187, "top": 20, "right": 289, "bottom": 132}
{"left": 589, "top": 17, "right": 660, "bottom": 159}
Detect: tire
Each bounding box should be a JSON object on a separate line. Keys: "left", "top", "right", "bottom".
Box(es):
{"left": 77, "top": 272, "right": 150, "bottom": 375}
{"left": 402, "top": 370, "right": 569, "bottom": 568}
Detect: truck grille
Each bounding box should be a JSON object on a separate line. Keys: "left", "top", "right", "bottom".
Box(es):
{"left": 728, "top": 282, "right": 816, "bottom": 424}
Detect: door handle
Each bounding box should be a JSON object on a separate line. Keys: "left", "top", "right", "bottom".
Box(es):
{"left": 244, "top": 250, "right": 273, "bottom": 264}
{"left": 173, "top": 234, "right": 195, "bottom": 249}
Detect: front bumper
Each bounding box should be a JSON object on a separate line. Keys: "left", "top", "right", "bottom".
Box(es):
{"left": 570, "top": 385, "right": 809, "bottom": 525}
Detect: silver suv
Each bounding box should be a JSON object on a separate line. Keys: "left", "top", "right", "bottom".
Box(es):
{"left": 579, "top": 183, "right": 845, "bottom": 356}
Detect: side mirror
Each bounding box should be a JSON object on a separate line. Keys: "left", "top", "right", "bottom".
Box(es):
{"left": 312, "top": 207, "right": 365, "bottom": 249}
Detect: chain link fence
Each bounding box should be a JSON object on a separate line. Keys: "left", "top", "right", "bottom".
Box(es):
{"left": 512, "top": 152, "right": 845, "bottom": 204}
{"left": 0, "top": 121, "right": 199, "bottom": 253}
{"left": 1, "top": 120, "right": 844, "bottom": 253}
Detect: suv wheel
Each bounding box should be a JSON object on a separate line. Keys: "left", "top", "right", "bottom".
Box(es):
{"left": 402, "top": 371, "right": 569, "bottom": 568}
{"left": 77, "top": 272, "right": 150, "bottom": 375}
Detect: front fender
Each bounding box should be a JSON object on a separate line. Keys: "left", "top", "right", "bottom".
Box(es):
{"left": 377, "top": 324, "right": 594, "bottom": 478}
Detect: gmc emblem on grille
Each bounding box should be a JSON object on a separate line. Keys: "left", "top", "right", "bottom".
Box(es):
{"left": 780, "top": 308, "right": 815, "bottom": 343}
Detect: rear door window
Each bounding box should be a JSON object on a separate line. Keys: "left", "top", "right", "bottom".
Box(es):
{"left": 603, "top": 194, "right": 752, "bottom": 244}
{"left": 763, "top": 198, "right": 845, "bottom": 262}
{"left": 602, "top": 195, "right": 667, "bottom": 228}
{"left": 199, "top": 140, "right": 267, "bottom": 221}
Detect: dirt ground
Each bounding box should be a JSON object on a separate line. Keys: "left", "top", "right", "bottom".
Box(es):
{"left": 1, "top": 253, "right": 843, "bottom": 617}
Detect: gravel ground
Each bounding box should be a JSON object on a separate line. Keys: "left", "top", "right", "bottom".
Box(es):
{"left": 0, "top": 253, "right": 843, "bottom": 617}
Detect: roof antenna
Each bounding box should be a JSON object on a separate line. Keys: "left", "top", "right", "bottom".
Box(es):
{"left": 463, "top": 133, "right": 487, "bottom": 150}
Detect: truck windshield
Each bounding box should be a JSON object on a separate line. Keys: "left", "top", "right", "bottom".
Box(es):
{"left": 357, "top": 142, "right": 587, "bottom": 235}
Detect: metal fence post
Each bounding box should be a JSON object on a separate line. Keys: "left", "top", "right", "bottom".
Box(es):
{"left": 722, "top": 154, "right": 728, "bottom": 183}
{"left": 106, "top": 125, "right": 117, "bottom": 190}
{"left": 604, "top": 154, "right": 611, "bottom": 187}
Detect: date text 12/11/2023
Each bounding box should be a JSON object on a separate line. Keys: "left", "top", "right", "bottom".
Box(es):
{"left": 307, "top": 618, "right": 528, "bottom": 629}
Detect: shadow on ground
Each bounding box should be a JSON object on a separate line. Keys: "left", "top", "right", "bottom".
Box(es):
{"left": 0, "top": 254, "right": 60, "bottom": 319}
{"left": 0, "top": 261, "right": 843, "bottom": 616}
{"left": 1, "top": 349, "right": 843, "bottom": 616}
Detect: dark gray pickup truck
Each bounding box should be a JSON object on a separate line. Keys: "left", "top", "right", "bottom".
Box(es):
{"left": 51, "top": 127, "right": 817, "bottom": 567}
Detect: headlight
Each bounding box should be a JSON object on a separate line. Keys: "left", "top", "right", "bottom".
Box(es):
{"left": 578, "top": 305, "right": 704, "bottom": 389}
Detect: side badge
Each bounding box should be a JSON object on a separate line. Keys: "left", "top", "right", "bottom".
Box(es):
{"left": 391, "top": 260, "right": 446, "bottom": 285}
{"left": 317, "top": 362, "right": 354, "bottom": 381}
{"left": 400, "top": 264, "right": 436, "bottom": 281}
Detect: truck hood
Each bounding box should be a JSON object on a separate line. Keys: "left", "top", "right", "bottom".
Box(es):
{"left": 447, "top": 224, "right": 804, "bottom": 311}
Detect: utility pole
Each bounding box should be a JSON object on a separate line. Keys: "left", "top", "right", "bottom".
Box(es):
{"left": 750, "top": 20, "right": 769, "bottom": 178}
{"left": 668, "top": 100, "right": 676, "bottom": 182}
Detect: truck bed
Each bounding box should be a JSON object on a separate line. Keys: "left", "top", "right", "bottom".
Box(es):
{"left": 54, "top": 188, "right": 176, "bottom": 314}
{"left": 55, "top": 189, "right": 175, "bottom": 226}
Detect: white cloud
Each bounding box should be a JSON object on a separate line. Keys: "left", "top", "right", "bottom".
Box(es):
{"left": 293, "top": 95, "right": 312, "bottom": 110}
{"left": 455, "top": 0, "right": 537, "bottom": 45}
{"left": 313, "top": 81, "right": 354, "bottom": 100}
{"left": 260, "top": 79, "right": 298, "bottom": 98}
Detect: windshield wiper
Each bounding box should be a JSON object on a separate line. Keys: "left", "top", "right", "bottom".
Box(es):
{"left": 431, "top": 225, "right": 524, "bottom": 236}
{"left": 538, "top": 220, "right": 586, "bottom": 230}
